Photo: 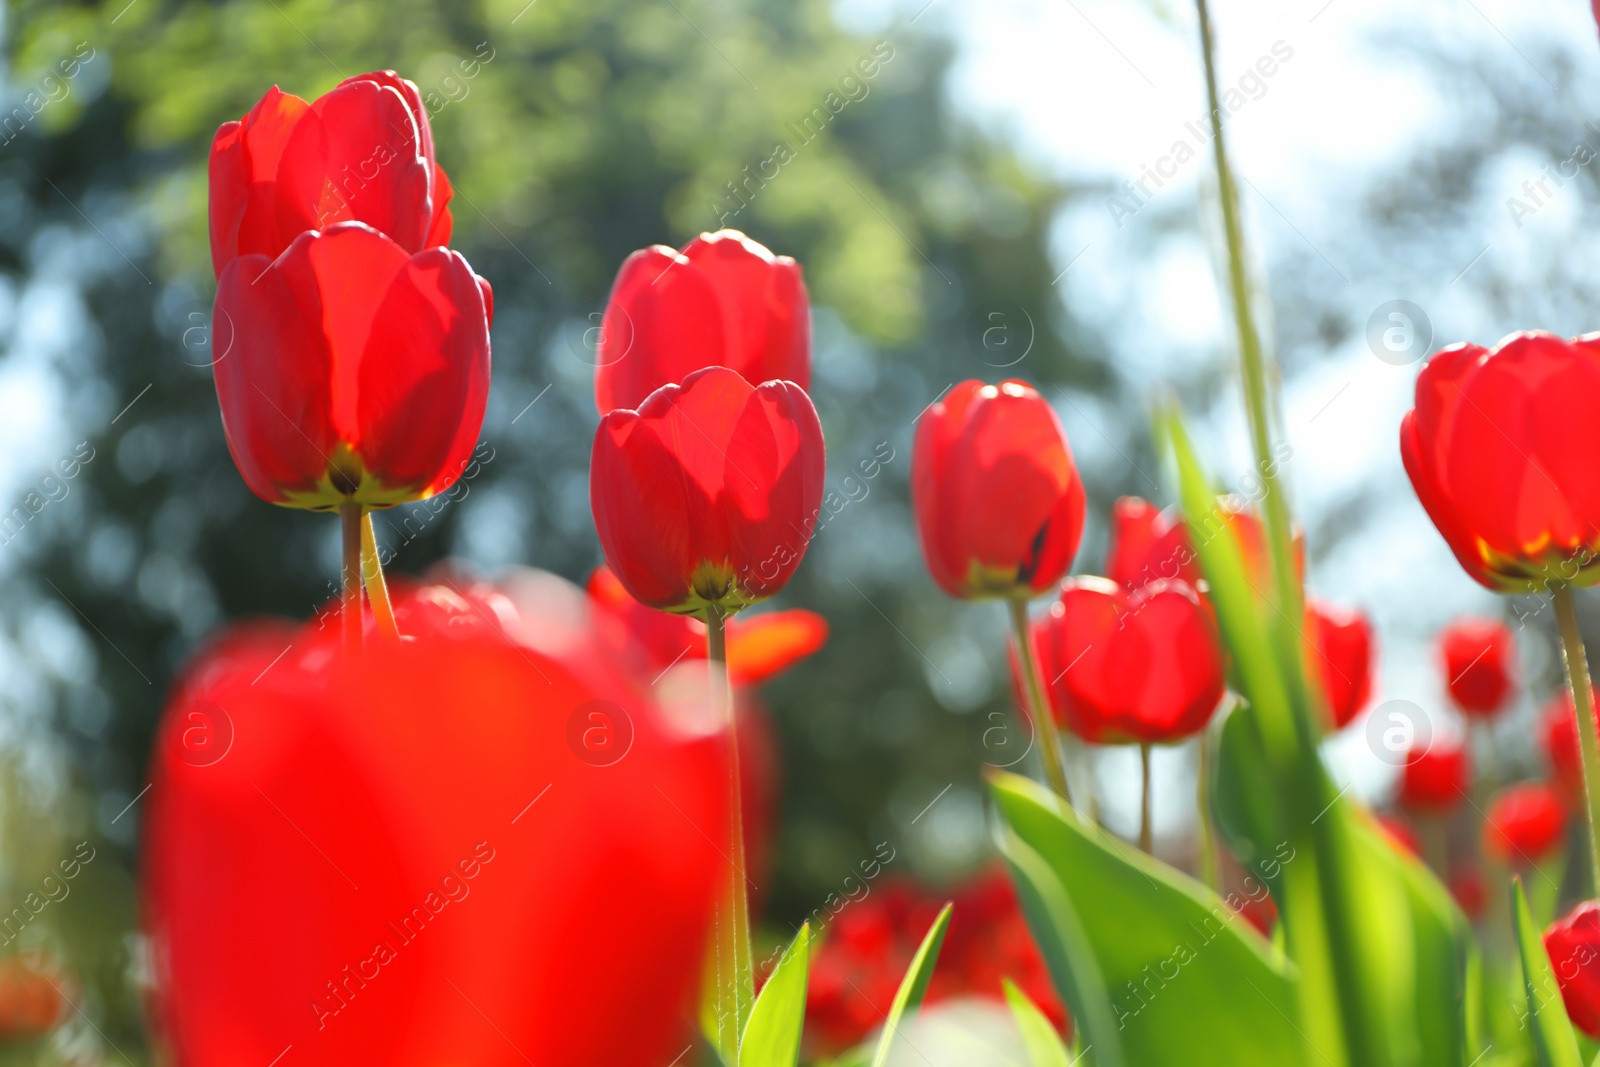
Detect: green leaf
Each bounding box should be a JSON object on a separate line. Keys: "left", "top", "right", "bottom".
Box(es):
{"left": 1513, "top": 876, "right": 1584, "bottom": 1067}
{"left": 991, "top": 772, "right": 1308, "bottom": 1066}
{"left": 869, "top": 901, "right": 952, "bottom": 1067}
{"left": 1003, "top": 977, "right": 1073, "bottom": 1067}
{"left": 740, "top": 923, "right": 810, "bottom": 1067}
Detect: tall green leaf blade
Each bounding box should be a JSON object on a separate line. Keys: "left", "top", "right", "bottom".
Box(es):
{"left": 869, "top": 902, "right": 952, "bottom": 1067}
{"left": 1003, "top": 977, "right": 1073, "bottom": 1067}
{"left": 992, "top": 772, "right": 1307, "bottom": 1066}
{"left": 1514, "top": 877, "right": 1584, "bottom": 1067}
{"left": 1000, "top": 829, "right": 1126, "bottom": 1067}
{"left": 740, "top": 924, "right": 810, "bottom": 1067}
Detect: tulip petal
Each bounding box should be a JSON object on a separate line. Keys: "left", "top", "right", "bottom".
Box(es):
{"left": 726, "top": 610, "right": 829, "bottom": 686}
{"left": 356, "top": 246, "right": 492, "bottom": 497}
{"left": 208, "top": 86, "right": 311, "bottom": 278}
{"left": 681, "top": 230, "right": 810, "bottom": 390}
{"left": 595, "top": 246, "right": 728, "bottom": 413}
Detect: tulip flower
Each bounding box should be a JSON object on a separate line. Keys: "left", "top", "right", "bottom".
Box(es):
{"left": 1439, "top": 618, "right": 1515, "bottom": 717}
{"left": 585, "top": 565, "right": 828, "bottom": 686}
{"left": 1402, "top": 332, "right": 1600, "bottom": 592}
{"left": 1032, "top": 576, "right": 1226, "bottom": 745}
{"left": 1103, "top": 494, "right": 1303, "bottom": 593}
{"left": 1546, "top": 901, "right": 1600, "bottom": 1038}
{"left": 213, "top": 223, "right": 491, "bottom": 511}
{"left": 1398, "top": 743, "right": 1469, "bottom": 812}
{"left": 1402, "top": 331, "right": 1600, "bottom": 889}
{"left": 1543, "top": 689, "right": 1600, "bottom": 809}
{"left": 913, "top": 380, "right": 1085, "bottom": 601}
{"left": 594, "top": 230, "right": 809, "bottom": 414}
{"left": 1307, "top": 601, "right": 1375, "bottom": 730}
{"left": 1448, "top": 866, "right": 1487, "bottom": 921}
{"left": 589, "top": 366, "right": 824, "bottom": 616}
{"left": 1483, "top": 782, "right": 1568, "bottom": 865}
{"left": 210, "top": 70, "right": 452, "bottom": 278}
{"left": 143, "top": 578, "right": 727, "bottom": 1067}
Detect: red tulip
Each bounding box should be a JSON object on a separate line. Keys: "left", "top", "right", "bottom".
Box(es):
{"left": 1439, "top": 618, "right": 1515, "bottom": 716}
{"left": 0, "top": 956, "right": 68, "bottom": 1039}
{"left": 1307, "top": 601, "right": 1375, "bottom": 729}
{"left": 1031, "top": 576, "right": 1225, "bottom": 744}
{"left": 1483, "top": 782, "right": 1568, "bottom": 864}
{"left": 585, "top": 566, "right": 828, "bottom": 686}
{"left": 595, "top": 230, "right": 809, "bottom": 414}
{"left": 1103, "top": 495, "right": 1304, "bottom": 593}
{"left": 143, "top": 579, "right": 727, "bottom": 1067}
{"left": 210, "top": 70, "right": 452, "bottom": 278}
{"left": 1546, "top": 901, "right": 1600, "bottom": 1038}
{"left": 1398, "top": 743, "right": 1469, "bottom": 812}
{"left": 913, "top": 380, "right": 1086, "bottom": 600}
{"left": 1401, "top": 332, "right": 1600, "bottom": 592}
{"left": 1543, "top": 689, "right": 1599, "bottom": 808}
{"left": 590, "top": 366, "right": 825, "bottom": 615}
{"left": 1449, "top": 866, "right": 1487, "bottom": 921}
{"left": 212, "top": 223, "right": 491, "bottom": 510}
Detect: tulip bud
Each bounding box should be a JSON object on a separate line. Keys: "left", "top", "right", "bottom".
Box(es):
{"left": 912, "top": 380, "right": 1085, "bottom": 600}
{"left": 1546, "top": 901, "right": 1600, "bottom": 1038}
{"left": 589, "top": 366, "right": 825, "bottom": 615}
{"left": 1483, "top": 782, "right": 1568, "bottom": 865}
{"left": 1401, "top": 332, "right": 1600, "bottom": 592}
{"left": 1398, "top": 743, "right": 1469, "bottom": 812}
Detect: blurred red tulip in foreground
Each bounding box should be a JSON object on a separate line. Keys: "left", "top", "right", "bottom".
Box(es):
{"left": 1402, "top": 332, "right": 1600, "bottom": 591}
{"left": 595, "top": 230, "right": 810, "bottom": 414}
{"left": 213, "top": 223, "right": 492, "bottom": 510}
{"left": 1483, "top": 782, "right": 1567, "bottom": 865}
{"left": 1439, "top": 618, "right": 1515, "bottom": 717}
{"left": 590, "top": 366, "right": 825, "bottom": 614}
{"left": 143, "top": 576, "right": 726, "bottom": 1067}
{"left": 1029, "top": 576, "right": 1225, "bottom": 744}
{"left": 1546, "top": 900, "right": 1600, "bottom": 1038}
{"left": 913, "top": 380, "right": 1085, "bottom": 600}
{"left": 209, "top": 70, "right": 453, "bottom": 278}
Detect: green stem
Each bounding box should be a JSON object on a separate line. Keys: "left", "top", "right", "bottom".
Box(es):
{"left": 1552, "top": 585, "right": 1600, "bottom": 894}
{"left": 1139, "top": 742, "right": 1153, "bottom": 854}
{"left": 1007, "top": 597, "right": 1074, "bottom": 808}
{"left": 706, "top": 607, "right": 753, "bottom": 1063}
{"left": 1197, "top": 730, "right": 1220, "bottom": 891}
{"left": 340, "top": 502, "right": 362, "bottom": 655}
{"left": 360, "top": 512, "right": 399, "bottom": 639}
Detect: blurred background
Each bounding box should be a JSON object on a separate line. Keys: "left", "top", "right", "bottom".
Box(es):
{"left": 0, "top": 0, "right": 1597, "bottom": 1058}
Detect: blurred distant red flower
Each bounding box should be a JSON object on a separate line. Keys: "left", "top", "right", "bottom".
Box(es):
{"left": 213, "top": 224, "right": 491, "bottom": 510}
{"left": 913, "top": 380, "right": 1085, "bottom": 600}
{"left": 1398, "top": 744, "right": 1469, "bottom": 812}
{"left": 590, "top": 367, "right": 825, "bottom": 615}
{"left": 1402, "top": 332, "right": 1600, "bottom": 592}
{"left": 1546, "top": 901, "right": 1600, "bottom": 1038}
{"left": 209, "top": 70, "right": 452, "bottom": 278}
{"left": 1483, "top": 782, "right": 1567, "bottom": 864}
{"left": 1439, "top": 618, "right": 1515, "bottom": 717}
{"left": 1448, "top": 866, "right": 1486, "bottom": 921}
{"left": 1544, "top": 689, "right": 1598, "bottom": 808}
{"left": 595, "top": 230, "right": 810, "bottom": 414}
{"left": 143, "top": 578, "right": 726, "bottom": 1067}
{"left": 803, "top": 870, "right": 1066, "bottom": 1056}
{"left": 1029, "top": 576, "right": 1225, "bottom": 744}
{"left": 1103, "top": 495, "right": 1303, "bottom": 593}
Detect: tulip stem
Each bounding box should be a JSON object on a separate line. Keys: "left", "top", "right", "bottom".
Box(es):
{"left": 705, "top": 606, "right": 753, "bottom": 1062}
{"left": 1139, "top": 742, "right": 1154, "bottom": 854}
{"left": 360, "top": 513, "right": 399, "bottom": 639}
{"left": 1551, "top": 585, "right": 1600, "bottom": 894}
{"left": 1007, "top": 597, "right": 1074, "bottom": 809}
{"left": 340, "top": 503, "right": 362, "bottom": 655}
